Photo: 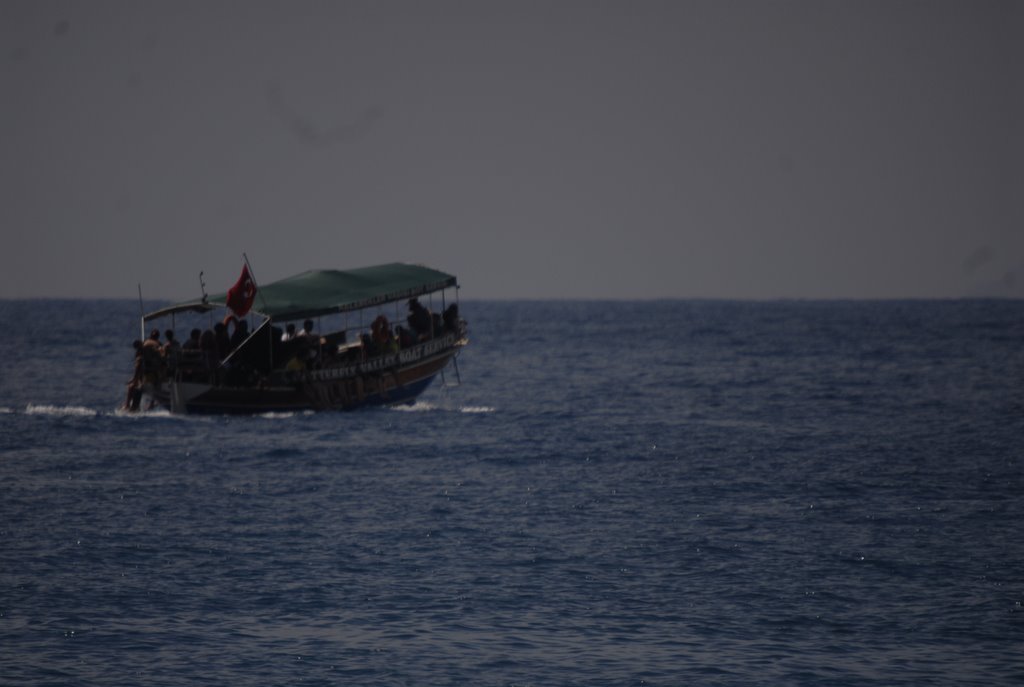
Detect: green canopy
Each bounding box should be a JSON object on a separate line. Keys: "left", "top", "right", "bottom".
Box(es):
{"left": 145, "top": 263, "right": 458, "bottom": 322}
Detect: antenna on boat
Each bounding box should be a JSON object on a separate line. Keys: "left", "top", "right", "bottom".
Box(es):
{"left": 137, "top": 283, "right": 145, "bottom": 340}
{"left": 199, "top": 271, "right": 208, "bottom": 304}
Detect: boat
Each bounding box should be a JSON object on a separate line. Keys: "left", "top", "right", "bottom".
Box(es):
{"left": 129, "top": 263, "right": 467, "bottom": 414}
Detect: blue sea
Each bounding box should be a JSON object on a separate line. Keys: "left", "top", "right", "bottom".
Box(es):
{"left": 1, "top": 299, "right": 1022, "bottom": 686}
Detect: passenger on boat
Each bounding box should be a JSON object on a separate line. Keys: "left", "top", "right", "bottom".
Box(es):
{"left": 123, "top": 340, "right": 145, "bottom": 411}
{"left": 124, "top": 332, "right": 164, "bottom": 404}
{"left": 281, "top": 323, "right": 297, "bottom": 342}
{"left": 371, "top": 315, "right": 393, "bottom": 352}
{"left": 175, "top": 329, "right": 204, "bottom": 381}
{"left": 298, "top": 320, "right": 320, "bottom": 364}
{"left": 199, "top": 329, "right": 218, "bottom": 371}
{"left": 142, "top": 330, "right": 163, "bottom": 375}
{"left": 443, "top": 303, "right": 460, "bottom": 333}
{"left": 213, "top": 322, "right": 231, "bottom": 360}
{"left": 143, "top": 328, "right": 161, "bottom": 351}
{"left": 163, "top": 330, "right": 180, "bottom": 356}
{"left": 160, "top": 330, "right": 180, "bottom": 377}
{"left": 182, "top": 329, "right": 202, "bottom": 350}
{"left": 407, "top": 298, "right": 432, "bottom": 339}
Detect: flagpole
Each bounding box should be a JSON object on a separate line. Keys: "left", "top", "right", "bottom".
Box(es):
{"left": 242, "top": 252, "right": 269, "bottom": 313}
{"left": 242, "top": 253, "right": 273, "bottom": 371}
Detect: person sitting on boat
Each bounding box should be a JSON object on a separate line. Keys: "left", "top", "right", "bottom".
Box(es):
{"left": 371, "top": 315, "right": 394, "bottom": 355}
{"left": 199, "top": 329, "right": 218, "bottom": 374}
{"left": 395, "top": 325, "right": 415, "bottom": 349}
{"left": 407, "top": 298, "right": 432, "bottom": 340}
{"left": 298, "top": 319, "right": 315, "bottom": 337}
{"left": 175, "top": 329, "right": 203, "bottom": 381}
{"left": 182, "top": 329, "right": 202, "bottom": 350}
{"left": 281, "top": 323, "right": 297, "bottom": 342}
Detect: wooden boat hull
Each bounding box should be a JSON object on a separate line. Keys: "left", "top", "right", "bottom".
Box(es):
{"left": 145, "top": 336, "right": 464, "bottom": 415}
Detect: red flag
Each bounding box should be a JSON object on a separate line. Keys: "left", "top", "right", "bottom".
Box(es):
{"left": 226, "top": 265, "right": 257, "bottom": 316}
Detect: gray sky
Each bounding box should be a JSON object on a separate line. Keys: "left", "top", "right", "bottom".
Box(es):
{"left": 2, "top": 0, "right": 1021, "bottom": 299}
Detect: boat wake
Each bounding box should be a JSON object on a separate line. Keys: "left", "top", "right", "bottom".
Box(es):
{"left": 5, "top": 404, "right": 189, "bottom": 420}
{"left": 25, "top": 404, "right": 98, "bottom": 417}
{"left": 112, "top": 406, "right": 178, "bottom": 419}
{"left": 390, "top": 401, "right": 496, "bottom": 414}
{"left": 257, "top": 411, "right": 316, "bottom": 420}
{"left": 5, "top": 402, "right": 494, "bottom": 419}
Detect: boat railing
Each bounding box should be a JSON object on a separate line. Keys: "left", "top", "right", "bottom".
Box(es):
{"left": 303, "top": 331, "right": 463, "bottom": 384}
{"left": 165, "top": 349, "right": 218, "bottom": 385}
{"left": 160, "top": 317, "right": 467, "bottom": 389}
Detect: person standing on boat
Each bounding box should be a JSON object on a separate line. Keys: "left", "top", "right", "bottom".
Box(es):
{"left": 123, "top": 340, "right": 145, "bottom": 411}
{"left": 182, "top": 329, "right": 202, "bottom": 350}
{"left": 407, "top": 298, "right": 432, "bottom": 340}
{"left": 142, "top": 329, "right": 163, "bottom": 372}
{"left": 281, "top": 323, "right": 297, "bottom": 342}
{"left": 163, "top": 330, "right": 180, "bottom": 356}
{"left": 161, "top": 330, "right": 181, "bottom": 377}
{"left": 132, "top": 329, "right": 165, "bottom": 393}
{"left": 443, "top": 303, "right": 460, "bottom": 334}
{"left": 142, "top": 329, "right": 161, "bottom": 353}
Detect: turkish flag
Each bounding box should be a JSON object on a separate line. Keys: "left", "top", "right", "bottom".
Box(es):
{"left": 226, "top": 265, "right": 257, "bottom": 316}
